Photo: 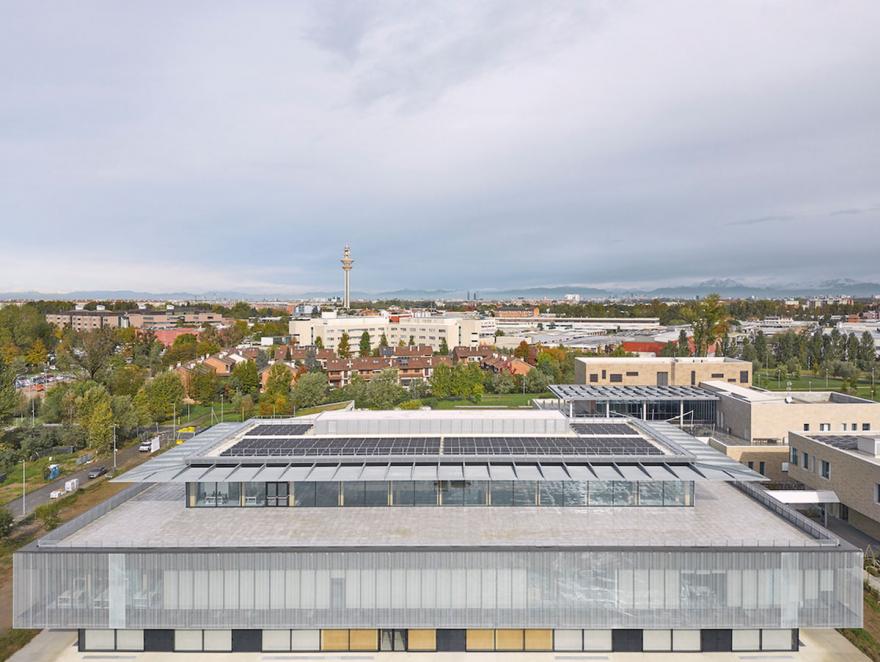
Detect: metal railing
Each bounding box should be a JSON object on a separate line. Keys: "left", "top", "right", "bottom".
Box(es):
{"left": 733, "top": 481, "right": 840, "bottom": 546}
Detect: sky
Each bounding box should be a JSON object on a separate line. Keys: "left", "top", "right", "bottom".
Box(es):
{"left": 1, "top": 0, "right": 879, "bottom": 295}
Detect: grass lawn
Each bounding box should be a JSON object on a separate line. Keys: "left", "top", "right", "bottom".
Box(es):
{"left": 755, "top": 369, "right": 879, "bottom": 402}
{"left": 840, "top": 583, "right": 880, "bottom": 660}
{"left": 0, "top": 451, "right": 86, "bottom": 507}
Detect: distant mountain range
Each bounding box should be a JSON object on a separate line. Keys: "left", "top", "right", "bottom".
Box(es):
{"left": 0, "top": 278, "right": 878, "bottom": 302}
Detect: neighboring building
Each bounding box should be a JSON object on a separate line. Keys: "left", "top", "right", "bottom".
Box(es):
{"left": 704, "top": 381, "right": 880, "bottom": 445}
{"left": 452, "top": 345, "right": 495, "bottom": 363}
{"left": 14, "top": 410, "right": 861, "bottom": 654}
{"left": 45, "top": 310, "right": 127, "bottom": 331}
{"left": 153, "top": 328, "right": 200, "bottom": 348}
{"left": 204, "top": 355, "right": 237, "bottom": 376}
{"left": 494, "top": 306, "right": 541, "bottom": 319}
{"left": 481, "top": 357, "right": 533, "bottom": 376}
{"left": 706, "top": 435, "right": 790, "bottom": 483}
{"left": 788, "top": 431, "right": 880, "bottom": 539}
{"left": 549, "top": 384, "right": 719, "bottom": 427}
{"left": 290, "top": 313, "right": 489, "bottom": 353}
{"left": 127, "top": 311, "right": 229, "bottom": 330}
{"left": 574, "top": 357, "right": 752, "bottom": 388}
{"left": 325, "top": 355, "right": 451, "bottom": 387}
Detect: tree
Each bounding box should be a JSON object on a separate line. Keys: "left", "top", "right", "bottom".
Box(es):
{"left": 264, "top": 363, "right": 294, "bottom": 396}
{"left": 190, "top": 365, "right": 220, "bottom": 403}
{"left": 438, "top": 338, "right": 449, "bottom": 356}
{"left": 408, "top": 335, "right": 415, "bottom": 347}
{"left": 230, "top": 360, "right": 260, "bottom": 396}
{"left": 379, "top": 333, "right": 389, "bottom": 350}
{"left": 365, "top": 369, "right": 406, "bottom": 409}
{"left": 314, "top": 336, "right": 324, "bottom": 350}
{"left": 291, "top": 372, "right": 328, "bottom": 409}
{"left": 677, "top": 330, "right": 690, "bottom": 357}
{"left": 0, "top": 356, "right": 17, "bottom": 427}
{"left": 430, "top": 364, "right": 453, "bottom": 399}
{"left": 25, "top": 338, "right": 48, "bottom": 366}
{"left": 87, "top": 399, "right": 114, "bottom": 454}
{"left": 754, "top": 331, "right": 769, "bottom": 367}
{"left": 683, "top": 294, "right": 730, "bottom": 356}
{"left": 337, "top": 332, "right": 351, "bottom": 358}
{"left": 0, "top": 508, "right": 13, "bottom": 539}
{"left": 134, "top": 371, "right": 185, "bottom": 423}
{"left": 61, "top": 329, "right": 117, "bottom": 381}
{"left": 859, "top": 331, "right": 877, "bottom": 372}
{"left": 107, "top": 364, "right": 147, "bottom": 397}
{"left": 229, "top": 301, "right": 254, "bottom": 319}
{"left": 524, "top": 368, "right": 551, "bottom": 393}
{"left": 359, "top": 331, "right": 371, "bottom": 357}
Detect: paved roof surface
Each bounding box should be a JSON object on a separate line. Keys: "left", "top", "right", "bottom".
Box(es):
{"left": 58, "top": 481, "right": 815, "bottom": 550}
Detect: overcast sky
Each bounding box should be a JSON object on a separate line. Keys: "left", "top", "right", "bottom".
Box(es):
{"left": 1, "top": 1, "right": 879, "bottom": 295}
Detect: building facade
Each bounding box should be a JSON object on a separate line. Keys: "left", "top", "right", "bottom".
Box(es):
{"left": 575, "top": 357, "right": 752, "bottom": 388}
{"left": 788, "top": 431, "right": 880, "bottom": 540}
{"left": 46, "top": 310, "right": 127, "bottom": 331}
{"left": 13, "top": 410, "right": 861, "bottom": 654}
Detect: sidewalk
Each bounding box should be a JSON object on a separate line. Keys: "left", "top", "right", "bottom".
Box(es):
{"left": 7, "top": 629, "right": 76, "bottom": 662}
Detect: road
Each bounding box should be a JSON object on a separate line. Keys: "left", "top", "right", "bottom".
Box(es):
{"left": 5, "top": 427, "right": 181, "bottom": 521}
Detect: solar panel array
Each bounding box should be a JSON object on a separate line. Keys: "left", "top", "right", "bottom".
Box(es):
{"left": 811, "top": 435, "right": 863, "bottom": 450}
{"left": 245, "top": 424, "right": 313, "bottom": 436}
{"left": 222, "top": 436, "right": 442, "bottom": 457}
{"left": 570, "top": 423, "right": 638, "bottom": 436}
{"left": 444, "top": 436, "right": 662, "bottom": 456}
{"left": 221, "top": 435, "right": 663, "bottom": 457}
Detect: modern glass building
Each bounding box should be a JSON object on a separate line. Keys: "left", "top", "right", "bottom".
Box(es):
{"left": 14, "top": 409, "right": 861, "bottom": 654}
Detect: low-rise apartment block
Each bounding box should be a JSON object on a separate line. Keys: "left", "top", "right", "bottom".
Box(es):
{"left": 575, "top": 357, "right": 752, "bottom": 387}
{"left": 289, "top": 312, "right": 490, "bottom": 353}
{"left": 46, "top": 310, "right": 127, "bottom": 331}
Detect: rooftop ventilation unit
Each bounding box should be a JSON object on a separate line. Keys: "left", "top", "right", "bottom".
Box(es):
{"left": 857, "top": 437, "right": 880, "bottom": 457}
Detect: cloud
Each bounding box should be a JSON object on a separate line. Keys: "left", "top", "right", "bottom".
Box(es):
{"left": 0, "top": 1, "right": 879, "bottom": 293}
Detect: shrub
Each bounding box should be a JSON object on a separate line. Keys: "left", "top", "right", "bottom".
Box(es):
{"left": 0, "top": 508, "right": 13, "bottom": 538}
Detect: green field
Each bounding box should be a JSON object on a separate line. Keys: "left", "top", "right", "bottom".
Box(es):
{"left": 754, "top": 369, "right": 879, "bottom": 402}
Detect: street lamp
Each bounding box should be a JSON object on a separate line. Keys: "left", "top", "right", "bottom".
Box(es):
{"left": 112, "top": 424, "right": 117, "bottom": 471}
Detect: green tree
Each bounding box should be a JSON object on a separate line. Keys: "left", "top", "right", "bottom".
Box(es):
{"left": 264, "top": 363, "right": 293, "bottom": 396}
{"left": 229, "top": 301, "right": 254, "bottom": 319}
{"left": 111, "top": 394, "right": 139, "bottom": 437}
{"left": 859, "top": 331, "right": 877, "bottom": 372}
{"left": 60, "top": 329, "right": 117, "bottom": 381}
{"left": 677, "top": 330, "right": 690, "bottom": 357}
{"left": 338, "top": 332, "right": 352, "bottom": 358}
{"left": 25, "top": 338, "right": 48, "bottom": 366}
{"left": 359, "top": 331, "right": 371, "bottom": 357}
{"left": 514, "top": 340, "right": 530, "bottom": 360}
{"left": 134, "top": 371, "right": 185, "bottom": 423}
{"left": 0, "top": 356, "right": 17, "bottom": 426}
{"left": 87, "top": 399, "right": 115, "bottom": 454}
{"left": 0, "top": 508, "right": 13, "bottom": 539}
{"left": 379, "top": 333, "right": 389, "bottom": 350}
{"left": 291, "top": 372, "right": 328, "bottom": 409}
{"left": 524, "top": 368, "right": 551, "bottom": 393}
{"left": 190, "top": 365, "right": 220, "bottom": 403}
{"left": 230, "top": 360, "right": 260, "bottom": 396}
{"left": 408, "top": 335, "right": 415, "bottom": 347}
{"left": 430, "top": 364, "right": 453, "bottom": 399}
{"left": 314, "top": 336, "right": 324, "bottom": 350}
{"left": 438, "top": 337, "right": 449, "bottom": 355}
{"left": 107, "top": 364, "right": 147, "bottom": 397}
{"left": 683, "top": 294, "right": 730, "bottom": 356}
{"left": 365, "top": 369, "right": 406, "bottom": 409}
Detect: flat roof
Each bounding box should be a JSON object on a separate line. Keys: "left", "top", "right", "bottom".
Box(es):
{"left": 703, "top": 381, "right": 876, "bottom": 405}
{"left": 576, "top": 356, "right": 747, "bottom": 364}
{"left": 550, "top": 384, "right": 718, "bottom": 401}
{"left": 52, "top": 481, "right": 818, "bottom": 550}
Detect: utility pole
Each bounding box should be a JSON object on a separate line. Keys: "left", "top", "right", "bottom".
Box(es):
{"left": 221, "top": 394, "right": 224, "bottom": 423}
{"left": 22, "top": 460, "right": 26, "bottom": 517}
{"left": 112, "top": 424, "right": 117, "bottom": 471}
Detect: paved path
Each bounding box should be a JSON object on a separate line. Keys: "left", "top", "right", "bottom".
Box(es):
{"left": 8, "top": 629, "right": 76, "bottom": 662}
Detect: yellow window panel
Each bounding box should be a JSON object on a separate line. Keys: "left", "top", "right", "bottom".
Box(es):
{"left": 496, "top": 629, "right": 525, "bottom": 651}
{"left": 467, "top": 629, "right": 495, "bottom": 651}
{"left": 525, "top": 629, "right": 553, "bottom": 651}
{"left": 408, "top": 629, "right": 436, "bottom": 651}
{"left": 349, "top": 629, "right": 378, "bottom": 651}
{"left": 321, "top": 629, "right": 349, "bottom": 651}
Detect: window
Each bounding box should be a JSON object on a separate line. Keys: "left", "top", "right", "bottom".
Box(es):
{"left": 865, "top": 423, "right": 872, "bottom": 431}
{"left": 690, "top": 370, "right": 696, "bottom": 386}
{"left": 791, "top": 448, "right": 799, "bottom": 465}
{"left": 315, "top": 482, "right": 340, "bottom": 507}
{"left": 244, "top": 482, "right": 266, "bottom": 507}
{"left": 876, "top": 484, "right": 880, "bottom": 504}
{"left": 747, "top": 461, "right": 754, "bottom": 470}
{"left": 820, "top": 423, "right": 830, "bottom": 431}
{"left": 589, "top": 373, "right": 598, "bottom": 383}
{"left": 821, "top": 460, "right": 830, "bottom": 479}
{"left": 626, "top": 371, "right": 639, "bottom": 377}
{"left": 759, "top": 461, "right": 766, "bottom": 475}
{"left": 711, "top": 372, "right": 724, "bottom": 378}
{"left": 803, "top": 452, "right": 809, "bottom": 469}
{"left": 740, "top": 370, "right": 749, "bottom": 383}
{"left": 609, "top": 373, "right": 623, "bottom": 383}
{"left": 601, "top": 370, "right": 606, "bottom": 379}
{"left": 803, "top": 423, "right": 810, "bottom": 432}
{"left": 852, "top": 423, "right": 858, "bottom": 431}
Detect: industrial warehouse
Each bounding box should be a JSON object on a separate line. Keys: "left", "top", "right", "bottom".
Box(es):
{"left": 13, "top": 408, "right": 862, "bottom": 654}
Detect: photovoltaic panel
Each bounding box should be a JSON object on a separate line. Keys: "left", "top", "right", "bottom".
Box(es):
{"left": 244, "top": 424, "right": 313, "bottom": 437}
{"left": 442, "top": 436, "right": 663, "bottom": 456}
{"left": 221, "top": 436, "right": 442, "bottom": 457}
{"left": 570, "top": 423, "right": 639, "bottom": 436}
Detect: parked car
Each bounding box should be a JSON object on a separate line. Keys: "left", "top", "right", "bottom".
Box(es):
{"left": 87, "top": 466, "right": 107, "bottom": 480}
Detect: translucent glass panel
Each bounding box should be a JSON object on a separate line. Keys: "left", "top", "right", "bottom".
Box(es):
{"left": 14, "top": 548, "right": 863, "bottom": 630}
{"left": 192, "top": 481, "right": 696, "bottom": 508}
